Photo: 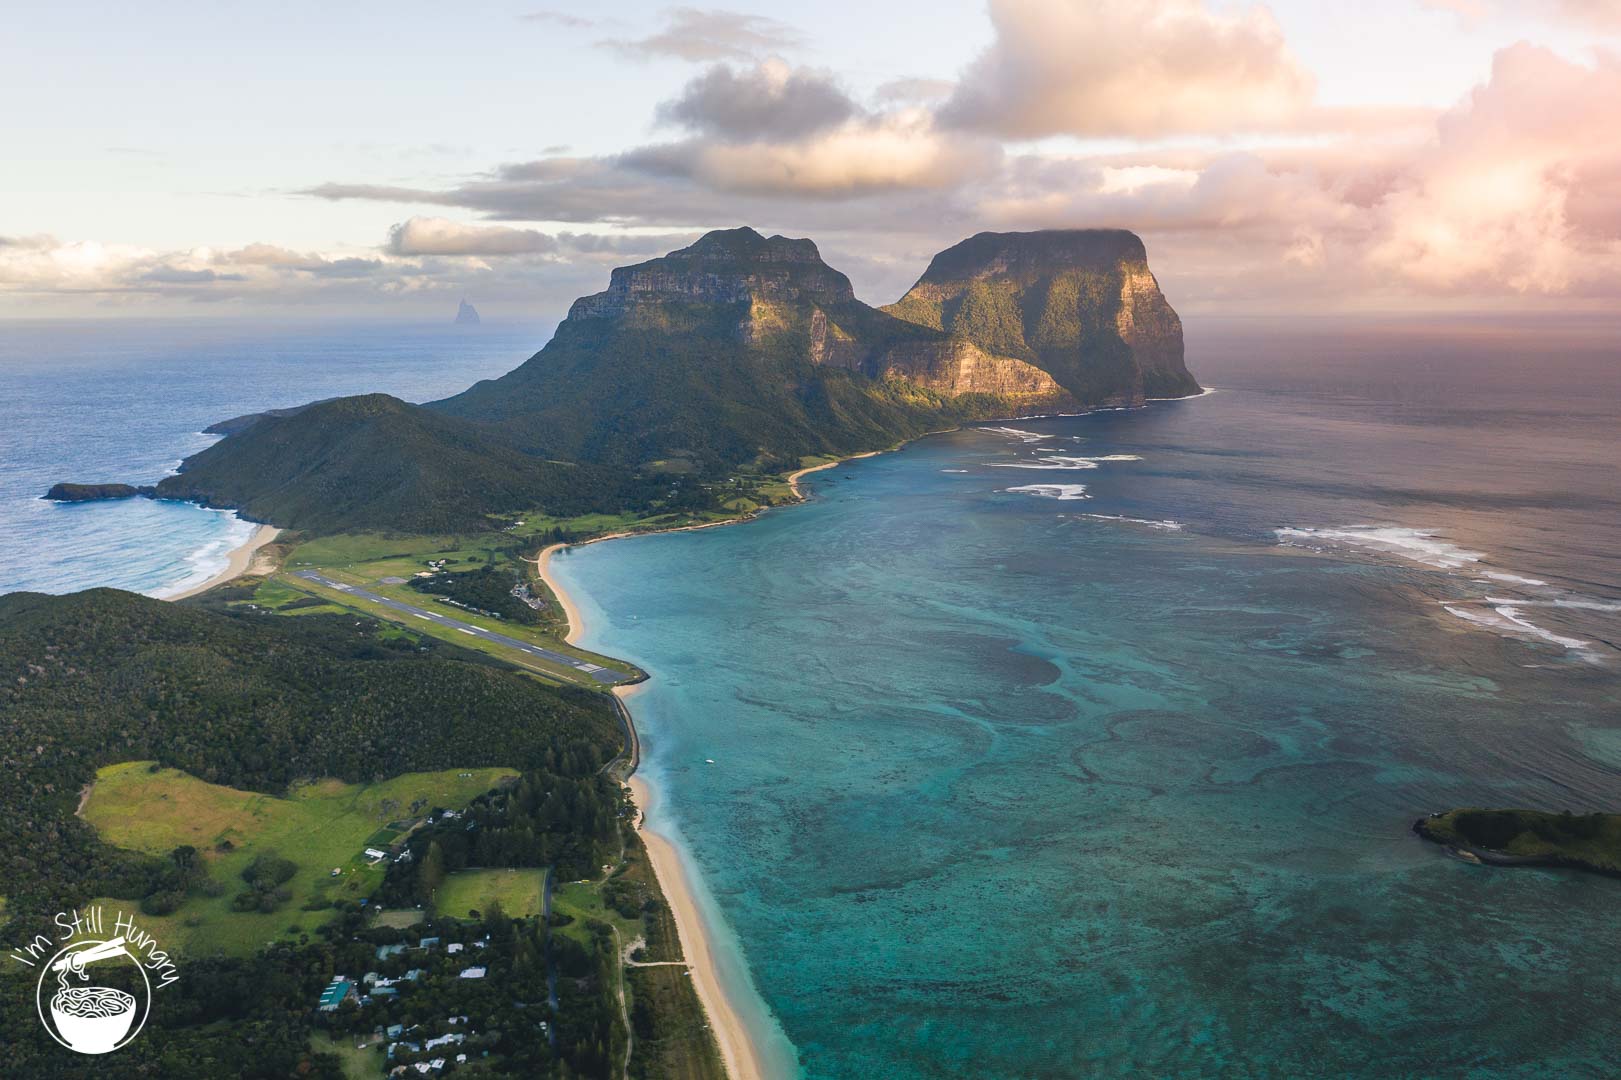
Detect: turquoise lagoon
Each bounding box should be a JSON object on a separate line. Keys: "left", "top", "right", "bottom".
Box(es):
{"left": 555, "top": 327, "right": 1621, "bottom": 1078}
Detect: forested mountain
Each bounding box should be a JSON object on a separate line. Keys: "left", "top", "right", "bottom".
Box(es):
{"left": 154, "top": 393, "right": 642, "bottom": 534}
{"left": 58, "top": 227, "right": 1193, "bottom": 534}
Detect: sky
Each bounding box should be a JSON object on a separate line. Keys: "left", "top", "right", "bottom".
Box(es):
{"left": 3, "top": 0, "right": 1619, "bottom": 319}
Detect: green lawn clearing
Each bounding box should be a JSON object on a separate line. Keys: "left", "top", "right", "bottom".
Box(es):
{"left": 82, "top": 761, "right": 515, "bottom": 955}
{"left": 435, "top": 868, "right": 546, "bottom": 919}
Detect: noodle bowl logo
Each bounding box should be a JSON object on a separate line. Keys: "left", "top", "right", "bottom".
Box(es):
{"left": 9, "top": 906, "right": 179, "bottom": 1055}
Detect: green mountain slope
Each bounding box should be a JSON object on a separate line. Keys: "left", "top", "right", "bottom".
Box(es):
{"left": 154, "top": 393, "right": 638, "bottom": 533}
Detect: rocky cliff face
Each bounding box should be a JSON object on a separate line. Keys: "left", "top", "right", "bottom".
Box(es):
{"left": 567, "top": 227, "right": 856, "bottom": 319}
{"left": 553, "top": 226, "right": 1075, "bottom": 412}
{"left": 885, "top": 229, "right": 1199, "bottom": 404}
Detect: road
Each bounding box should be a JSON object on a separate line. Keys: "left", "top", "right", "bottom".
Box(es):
{"left": 291, "top": 570, "right": 628, "bottom": 685}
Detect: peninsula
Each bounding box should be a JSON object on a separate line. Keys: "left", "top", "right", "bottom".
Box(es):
{"left": 46, "top": 227, "right": 1195, "bottom": 536}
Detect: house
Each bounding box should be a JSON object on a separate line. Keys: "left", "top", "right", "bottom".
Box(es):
{"left": 364, "top": 848, "right": 388, "bottom": 863}
{"left": 376, "top": 943, "right": 407, "bottom": 961}
{"left": 371, "top": 986, "right": 399, "bottom": 998}
{"left": 418, "top": 936, "right": 441, "bottom": 950}
{"left": 425, "top": 1033, "right": 465, "bottom": 1051}
{"left": 404, "top": 968, "right": 424, "bottom": 981}
{"left": 446, "top": 943, "right": 464, "bottom": 954}
{"left": 317, "top": 978, "right": 355, "bottom": 1011}
{"left": 386, "top": 1024, "right": 404, "bottom": 1039}
{"left": 458, "top": 966, "right": 486, "bottom": 979}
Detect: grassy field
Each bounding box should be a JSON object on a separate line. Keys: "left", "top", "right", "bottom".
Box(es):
{"left": 435, "top": 868, "right": 546, "bottom": 919}
{"left": 551, "top": 879, "right": 645, "bottom": 951}
{"left": 310, "top": 1031, "right": 382, "bottom": 1080}
{"left": 374, "top": 908, "right": 426, "bottom": 929}
{"left": 82, "top": 761, "right": 515, "bottom": 955}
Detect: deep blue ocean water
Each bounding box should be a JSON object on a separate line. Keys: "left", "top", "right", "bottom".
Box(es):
{"left": 553, "top": 318, "right": 1621, "bottom": 1078}
{"left": 0, "top": 320, "right": 547, "bottom": 597}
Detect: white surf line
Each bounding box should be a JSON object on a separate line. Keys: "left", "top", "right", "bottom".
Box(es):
{"left": 985, "top": 454, "right": 1143, "bottom": 471}
{"left": 1085, "top": 513, "right": 1184, "bottom": 531}
{"left": 1006, "top": 483, "right": 1090, "bottom": 501}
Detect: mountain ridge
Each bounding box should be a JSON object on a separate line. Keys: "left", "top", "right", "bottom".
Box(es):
{"left": 51, "top": 226, "right": 1197, "bottom": 534}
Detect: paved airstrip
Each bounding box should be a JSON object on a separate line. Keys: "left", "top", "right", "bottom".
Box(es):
{"left": 291, "top": 569, "right": 628, "bottom": 685}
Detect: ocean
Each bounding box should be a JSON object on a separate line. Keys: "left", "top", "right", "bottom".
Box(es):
{"left": 5, "top": 315, "right": 1618, "bottom": 1076}
{"left": 0, "top": 319, "right": 546, "bottom": 598}
{"left": 551, "top": 316, "right": 1621, "bottom": 1078}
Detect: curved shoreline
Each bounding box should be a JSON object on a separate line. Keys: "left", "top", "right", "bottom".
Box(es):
{"left": 528, "top": 411, "right": 1204, "bottom": 1077}
{"left": 162, "top": 523, "right": 280, "bottom": 600}
{"left": 536, "top": 542, "right": 783, "bottom": 1080}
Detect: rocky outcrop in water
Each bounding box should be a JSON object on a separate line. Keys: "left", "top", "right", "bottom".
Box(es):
{"left": 44, "top": 483, "right": 154, "bottom": 502}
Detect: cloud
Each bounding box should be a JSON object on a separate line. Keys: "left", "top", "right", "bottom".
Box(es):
{"left": 940, "top": 0, "right": 1315, "bottom": 138}
{"left": 1422, "top": 0, "right": 1621, "bottom": 29}
{"left": 389, "top": 217, "right": 560, "bottom": 255}
{"left": 624, "top": 116, "right": 1000, "bottom": 198}
{"left": 1366, "top": 44, "right": 1621, "bottom": 293}
{"left": 138, "top": 266, "right": 245, "bottom": 284}
{"left": 599, "top": 7, "right": 803, "bottom": 62}
{"left": 656, "top": 60, "right": 858, "bottom": 140}
{"left": 519, "top": 9, "right": 606, "bottom": 28}
{"left": 386, "top": 216, "right": 696, "bottom": 258}
{"left": 874, "top": 78, "right": 956, "bottom": 105}
{"left": 0, "top": 235, "right": 410, "bottom": 306}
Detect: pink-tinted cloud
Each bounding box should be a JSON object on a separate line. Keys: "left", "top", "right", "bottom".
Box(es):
{"left": 1424, "top": 0, "right": 1621, "bottom": 30}
{"left": 1367, "top": 44, "right": 1621, "bottom": 293}
{"left": 941, "top": 0, "right": 1316, "bottom": 138}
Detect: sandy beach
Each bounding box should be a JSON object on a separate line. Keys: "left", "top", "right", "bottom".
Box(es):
{"left": 629, "top": 773, "right": 772, "bottom": 1080}
{"left": 784, "top": 450, "right": 882, "bottom": 499}
{"left": 166, "top": 523, "right": 280, "bottom": 600}
{"left": 536, "top": 542, "right": 778, "bottom": 1080}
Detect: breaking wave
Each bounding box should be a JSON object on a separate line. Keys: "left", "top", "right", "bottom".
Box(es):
{"left": 1276, "top": 525, "right": 1612, "bottom": 662}
{"left": 1085, "top": 514, "right": 1185, "bottom": 531}
{"left": 1006, "top": 484, "right": 1090, "bottom": 501}
{"left": 986, "top": 454, "right": 1143, "bottom": 471}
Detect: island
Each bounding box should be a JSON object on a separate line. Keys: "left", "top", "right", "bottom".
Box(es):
{"left": 1414, "top": 808, "right": 1621, "bottom": 877}
{"left": 43, "top": 482, "right": 155, "bottom": 502}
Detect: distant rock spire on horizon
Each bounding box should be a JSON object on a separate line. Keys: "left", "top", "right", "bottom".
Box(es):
{"left": 455, "top": 298, "right": 480, "bottom": 325}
